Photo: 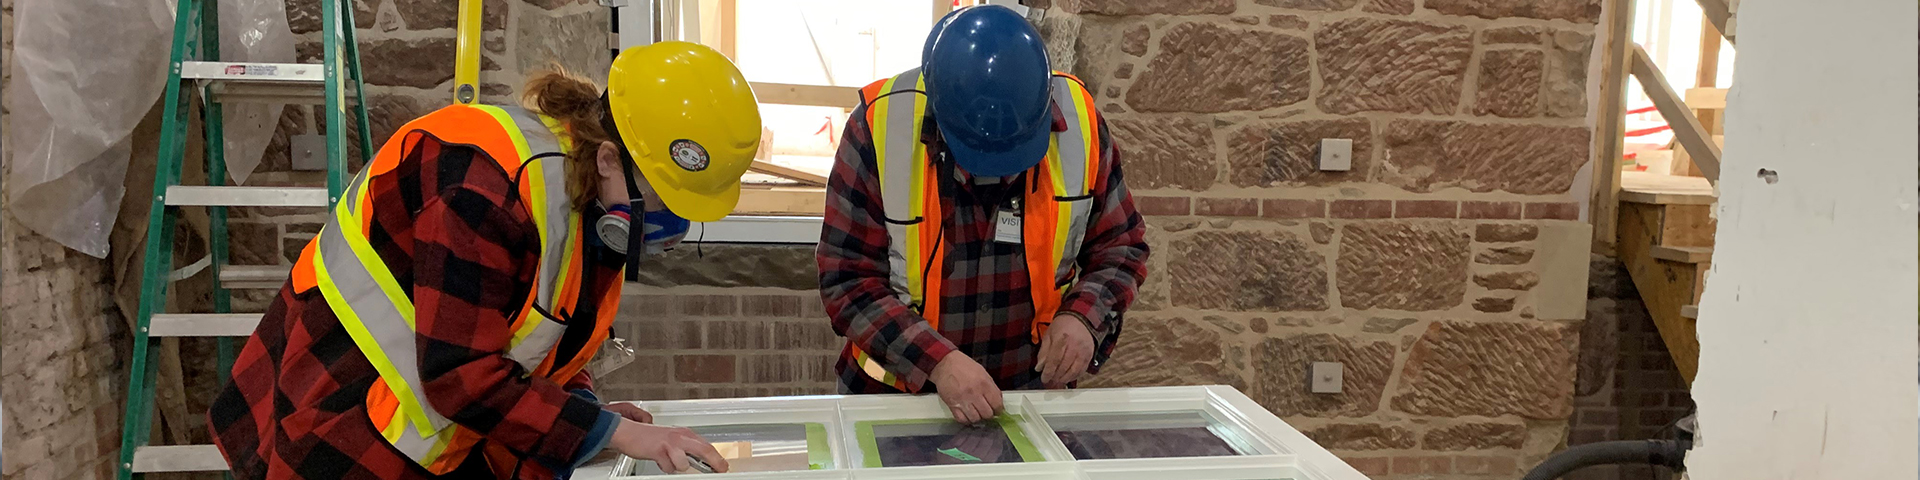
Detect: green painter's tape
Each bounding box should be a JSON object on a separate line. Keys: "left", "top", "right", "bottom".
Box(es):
{"left": 853, "top": 415, "right": 1043, "bottom": 468}
{"left": 805, "top": 422, "right": 831, "bottom": 470}
{"left": 937, "top": 448, "right": 982, "bottom": 462}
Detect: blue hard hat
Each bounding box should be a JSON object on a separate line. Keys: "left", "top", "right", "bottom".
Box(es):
{"left": 922, "top": 5, "right": 1052, "bottom": 178}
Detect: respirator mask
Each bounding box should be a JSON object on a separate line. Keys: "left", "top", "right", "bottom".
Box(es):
{"left": 594, "top": 93, "right": 693, "bottom": 282}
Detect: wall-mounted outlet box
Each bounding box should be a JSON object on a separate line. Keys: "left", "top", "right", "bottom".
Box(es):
{"left": 291, "top": 134, "right": 327, "bottom": 172}
{"left": 1319, "top": 138, "right": 1353, "bottom": 171}
{"left": 1310, "top": 362, "right": 1344, "bottom": 394}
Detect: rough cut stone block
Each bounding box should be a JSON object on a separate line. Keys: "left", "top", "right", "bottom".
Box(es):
{"left": 1171, "top": 231, "right": 1329, "bottom": 311}
{"left": 1547, "top": 31, "right": 1595, "bottom": 118}
{"left": 1474, "top": 49, "right": 1544, "bottom": 118}
{"left": 1121, "top": 25, "right": 1150, "bottom": 56}
{"left": 518, "top": 10, "right": 613, "bottom": 85}
{"left": 1382, "top": 119, "right": 1591, "bottom": 194}
{"left": 362, "top": 38, "right": 458, "bottom": 89}
{"left": 1476, "top": 246, "right": 1535, "bottom": 265}
{"left": 366, "top": 94, "right": 431, "bottom": 146}
{"left": 1108, "top": 116, "right": 1217, "bottom": 190}
{"left": 1129, "top": 23, "right": 1310, "bottom": 113}
{"left": 228, "top": 223, "right": 281, "bottom": 266}
{"left": 1060, "top": 0, "right": 1235, "bottom": 15}
{"left": 1364, "top": 0, "right": 1415, "bottom": 15}
{"left": 392, "top": 0, "right": 506, "bottom": 30}
{"left": 633, "top": 244, "right": 817, "bottom": 290}
{"left": 1269, "top": 15, "right": 1310, "bottom": 30}
{"left": 1475, "top": 224, "right": 1538, "bottom": 243}
{"left": 1338, "top": 223, "right": 1470, "bottom": 310}
{"left": 1424, "top": 422, "right": 1529, "bottom": 450}
{"left": 1393, "top": 321, "right": 1577, "bottom": 418}
{"left": 1474, "top": 271, "right": 1540, "bottom": 290}
{"left": 1472, "top": 296, "right": 1516, "bottom": 312}
{"left": 1254, "top": 334, "right": 1396, "bottom": 417}
{"left": 288, "top": 0, "right": 376, "bottom": 34}
{"left": 1254, "top": 0, "right": 1360, "bottom": 11}
{"left": 1425, "top": 0, "right": 1603, "bottom": 23}
{"left": 1483, "top": 25, "right": 1550, "bottom": 44}
{"left": 1228, "top": 119, "right": 1372, "bottom": 187}
{"left": 1303, "top": 424, "right": 1417, "bottom": 450}
{"left": 1084, "top": 316, "right": 1243, "bottom": 389}
{"left": 1317, "top": 19, "right": 1472, "bottom": 114}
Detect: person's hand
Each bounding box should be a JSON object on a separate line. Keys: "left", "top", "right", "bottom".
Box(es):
{"left": 930, "top": 354, "right": 1002, "bottom": 424}
{"left": 605, "top": 402, "right": 654, "bottom": 423}
{"left": 1036, "top": 313, "right": 1095, "bottom": 388}
{"left": 608, "top": 420, "right": 731, "bottom": 474}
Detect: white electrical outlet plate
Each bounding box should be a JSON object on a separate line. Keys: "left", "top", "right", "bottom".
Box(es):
{"left": 291, "top": 134, "right": 327, "bottom": 172}
{"left": 1318, "top": 138, "right": 1353, "bottom": 171}
{"left": 1309, "top": 362, "right": 1343, "bottom": 394}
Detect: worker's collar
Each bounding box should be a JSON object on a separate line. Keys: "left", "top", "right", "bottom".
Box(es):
{"left": 921, "top": 102, "right": 1067, "bottom": 185}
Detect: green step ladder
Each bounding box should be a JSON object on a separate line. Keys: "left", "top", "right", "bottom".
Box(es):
{"left": 115, "top": 0, "right": 371, "bottom": 476}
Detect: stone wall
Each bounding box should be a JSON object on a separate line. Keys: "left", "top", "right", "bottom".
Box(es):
{"left": 2, "top": 0, "right": 138, "bottom": 478}
{"left": 1027, "top": 0, "right": 1602, "bottom": 478}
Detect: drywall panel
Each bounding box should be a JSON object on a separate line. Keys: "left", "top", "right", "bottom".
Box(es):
{"left": 1687, "top": 0, "right": 1918, "bottom": 478}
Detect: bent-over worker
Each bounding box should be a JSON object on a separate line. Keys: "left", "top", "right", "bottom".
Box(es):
{"left": 209, "top": 42, "right": 758, "bottom": 479}
{"left": 817, "top": 5, "right": 1150, "bottom": 424}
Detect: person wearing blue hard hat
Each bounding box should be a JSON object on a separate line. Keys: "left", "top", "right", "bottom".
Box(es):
{"left": 817, "top": 5, "right": 1150, "bottom": 425}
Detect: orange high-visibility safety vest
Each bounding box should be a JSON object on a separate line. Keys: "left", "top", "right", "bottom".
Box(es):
{"left": 847, "top": 68, "right": 1103, "bottom": 391}
{"left": 287, "top": 104, "right": 618, "bottom": 473}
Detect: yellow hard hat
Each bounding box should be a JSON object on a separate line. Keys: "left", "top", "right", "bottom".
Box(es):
{"left": 607, "top": 41, "right": 761, "bottom": 223}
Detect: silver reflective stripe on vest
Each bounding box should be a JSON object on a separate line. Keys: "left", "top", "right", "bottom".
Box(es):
{"left": 1048, "top": 75, "right": 1095, "bottom": 279}
{"left": 496, "top": 106, "right": 575, "bottom": 370}
{"left": 873, "top": 68, "right": 924, "bottom": 306}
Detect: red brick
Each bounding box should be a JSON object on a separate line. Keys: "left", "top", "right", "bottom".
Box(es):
{"left": 743, "top": 354, "right": 802, "bottom": 383}
{"left": 1392, "top": 456, "right": 1452, "bottom": 475}
{"left": 1196, "top": 197, "right": 1259, "bottom": 217}
{"left": 1136, "top": 196, "right": 1191, "bottom": 216}
{"left": 1395, "top": 200, "right": 1459, "bottom": 218}
{"left": 1262, "top": 199, "right": 1326, "bottom": 218}
{"left": 1345, "top": 457, "right": 1391, "bottom": 477}
{"left": 1669, "top": 392, "right": 1695, "bottom": 408}
{"left": 1330, "top": 200, "right": 1392, "bottom": 219}
{"left": 741, "top": 295, "right": 803, "bottom": 317}
{"left": 1455, "top": 455, "right": 1518, "bottom": 475}
{"left": 674, "top": 355, "right": 736, "bottom": 383}
{"left": 705, "top": 320, "right": 772, "bottom": 349}
{"left": 1525, "top": 201, "right": 1580, "bottom": 220}
{"left": 634, "top": 321, "right": 703, "bottom": 350}
{"left": 1461, "top": 200, "right": 1523, "bottom": 219}
{"left": 1568, "top": 428, "right": 1609, "bottom": 445}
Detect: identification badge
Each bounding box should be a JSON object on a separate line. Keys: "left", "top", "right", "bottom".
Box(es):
{"left": 994, "top": 210, "right": 1023, "bottom": 244}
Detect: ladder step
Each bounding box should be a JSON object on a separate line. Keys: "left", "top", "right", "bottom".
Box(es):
{"left": 1651, "top": 245, "right": 1714, "bottom": 264}
{"left": 219, "top": 265, "right": 293, "bottom": 290}
{"left": 131, "top": 445, "right": 229, "bottom": 473}
{"left": 1681, "top": 305, "right": 1700, "bottom": 319}
{"left": 181, "top": 61, "right": 325, "bottom": 83}
{"left": 149, "top": 314, "right": 261, "bottom": 337}
{"left": 165, "top": 186, "right": 329, "bottom": 207}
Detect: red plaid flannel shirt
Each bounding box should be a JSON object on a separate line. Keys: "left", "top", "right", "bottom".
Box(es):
{"left": 819, "top": 103, "right": 1149, "bottom": 394}
{"left": 209, "top": 133, "right": 621, "bottom": 479}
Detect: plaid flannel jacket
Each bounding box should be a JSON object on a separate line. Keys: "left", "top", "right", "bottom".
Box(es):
{"left": 819, "top": 102, "right": 1150, "bottom": 395}
{"left": 208, "top": 134, "right": 621, "bottom": 480}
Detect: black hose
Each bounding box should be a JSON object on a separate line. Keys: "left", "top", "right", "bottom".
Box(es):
{"left": 1521, "top": 440, "right": 1688, "bottom": 480}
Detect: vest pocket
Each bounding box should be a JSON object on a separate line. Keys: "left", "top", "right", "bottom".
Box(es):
{"left": 506, "top": 309, "right": 568, "bottom": 371}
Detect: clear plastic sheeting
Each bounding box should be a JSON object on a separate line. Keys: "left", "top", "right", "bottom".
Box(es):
{"left": 4, "top": 0, "right": 293, "bottom": 258}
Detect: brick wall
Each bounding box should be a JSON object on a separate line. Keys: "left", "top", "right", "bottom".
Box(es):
{"left": 600, "top": 288, "right": 842, "bottom": 401}
{"left": 1566, "top": 255, "right": 1692, "bottom": 480}
{"left": 2, "top": 1, "right": 137, "bottom": 479}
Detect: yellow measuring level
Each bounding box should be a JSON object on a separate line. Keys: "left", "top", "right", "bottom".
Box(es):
{"left": 452, "top": 0, "right": 482, "bottom": 104}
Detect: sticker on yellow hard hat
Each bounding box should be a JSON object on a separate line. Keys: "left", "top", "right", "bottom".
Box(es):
{"left": 668, "top": 139, "right": 710, "bottom": 172}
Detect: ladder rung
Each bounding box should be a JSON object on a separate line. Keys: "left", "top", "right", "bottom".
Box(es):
{"left": 131, "top": 445, "right": 229, "bottom": 473}
{"left": 219, "top": 265, "right": 293, "bottom": 290}
{"left": 181, "top": 61, "right": 324, "bottom": 83}
{"left": 165, "top": 186, "right": 329, "bottom": 207}
{"left": 149, "top": 314, "right": 260, "bottom": 337}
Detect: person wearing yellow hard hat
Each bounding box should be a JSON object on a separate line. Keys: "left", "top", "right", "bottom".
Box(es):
{"left": 207, "top": 42, "right": 757, "bottom": 480}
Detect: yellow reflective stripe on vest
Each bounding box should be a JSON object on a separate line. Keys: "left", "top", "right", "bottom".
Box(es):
{"left": 311, "top": 104, "right": 584, "bottom": 466}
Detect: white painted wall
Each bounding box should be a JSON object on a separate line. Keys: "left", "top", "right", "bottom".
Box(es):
{"left": 1688, "top": 0, "right": 1918, "bottom": 478}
